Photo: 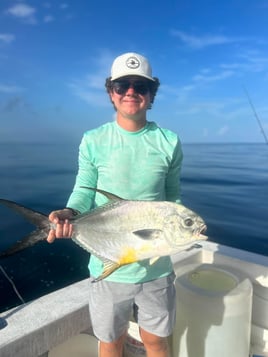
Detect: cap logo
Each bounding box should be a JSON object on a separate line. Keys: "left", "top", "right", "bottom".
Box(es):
{"left": 126, "top": 56, "right": 140, "bottom": 69}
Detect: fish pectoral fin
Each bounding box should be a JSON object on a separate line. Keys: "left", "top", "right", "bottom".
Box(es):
{"left": 93, "top": 258, "right": 120, "bottom": 282}
{"left": 132, "top": 229, "right": 162, "bottom": 240}
{"left": 149, "top": 256, "right": 160, "bottom": 265}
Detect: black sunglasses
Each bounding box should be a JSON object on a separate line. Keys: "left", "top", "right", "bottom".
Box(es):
{"left": 112, "top": 80, "right": 151, "bottom": 95}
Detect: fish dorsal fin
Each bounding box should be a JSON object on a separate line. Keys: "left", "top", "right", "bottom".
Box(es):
{"left": 92, "top": 258, "right": 120, "bottom": 282}
{"left": 132, "top": 229, "right": 162, "bottom": 240}
{"left": 80, "top": 187, "right": 124, "bottom": 202}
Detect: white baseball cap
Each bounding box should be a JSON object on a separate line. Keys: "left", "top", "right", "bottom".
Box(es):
{"left": 110, "top": 52, "right": 155, "bottom": 81}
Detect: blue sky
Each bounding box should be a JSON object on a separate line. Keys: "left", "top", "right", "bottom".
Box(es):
{"left": 0, "top": 0, "right": 268, "bottom": 143}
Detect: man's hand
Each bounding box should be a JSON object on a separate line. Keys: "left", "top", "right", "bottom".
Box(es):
{"left": 47, "top": 208, "right": 74, "bottom": 243}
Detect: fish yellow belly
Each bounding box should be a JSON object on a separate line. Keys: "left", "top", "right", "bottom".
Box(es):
{"left": 118, "top": 244, "right": 154, "bottom": 265}
{"left": 118, "top": 247, "right": 138, "bottom": 265}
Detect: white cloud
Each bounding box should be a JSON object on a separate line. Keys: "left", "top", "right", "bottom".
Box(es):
{"left": 218, "top": 125, "right": 229, "bottom": 136}
{"left": 168, "top": 68, "right": 235, "bottom": 104}
{"left": 68, "top": 51, "right": 114, "bottom": 106}
{"left": 69, "top": 81, "right": 108, "bottom": 106}
{"left": 60, "top": 3, "right": 69, "bottom": 10}
{"left": 220, "top": 50, "right": 268, "bottom": 74}
{"left": 0, "top": 34, "right": 15, "bottom": 44}
{"left": 193, "top": 70, "right": 234, "bottom": 83}
{"left": 44, "top": 15, "right": 54, "bottom": 23}
{"left": 171, "top": 30, "right": 236, "bottom": 49}
{"left": 6, "top": 4, "right": 37, "bottom": 24}
{"left": 0, "top": 84, "right": 23, "bottom": 93}
{"left": 69, "top": 69, "right": 109, "bottom": 106}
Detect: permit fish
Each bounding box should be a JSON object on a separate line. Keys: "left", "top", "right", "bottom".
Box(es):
{"left": 0, "top": 187, "right": 207, "bottom": 280}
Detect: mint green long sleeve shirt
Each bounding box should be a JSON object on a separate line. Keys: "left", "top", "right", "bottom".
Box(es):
{"left": 67, "top": 121, "right": 183, "bottom": 283}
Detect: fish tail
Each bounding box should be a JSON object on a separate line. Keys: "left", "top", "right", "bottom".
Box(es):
{"left": 0, "top": 199, "right": 50, "bottom": 257}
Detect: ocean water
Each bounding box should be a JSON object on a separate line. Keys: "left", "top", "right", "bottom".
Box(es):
{"left": 0, "top": 141, "right": 267, "bottom": 312}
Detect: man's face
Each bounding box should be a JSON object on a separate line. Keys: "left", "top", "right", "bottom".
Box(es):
{"left": 109, "top": 76, "right": 152, "bottom": 120}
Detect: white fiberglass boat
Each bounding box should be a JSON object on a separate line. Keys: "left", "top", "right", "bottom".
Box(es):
{"left": 0, "top": 241, "right": 267, "bottom": 357}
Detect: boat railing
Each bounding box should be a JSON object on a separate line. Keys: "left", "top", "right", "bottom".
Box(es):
{"left": 0, "top": 278, "right": 92, "bottom": 357}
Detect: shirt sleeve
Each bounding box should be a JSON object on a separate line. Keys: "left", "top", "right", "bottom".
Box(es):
{"left": 165, "top": 138, "right": 183, "bottom": 203}
{"left": 66, "top": 134, "right": 98, "bottom": 213}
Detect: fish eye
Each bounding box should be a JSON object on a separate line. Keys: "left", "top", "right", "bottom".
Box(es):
{"left": 184, "top": 217, "right": 194, "bottom": 227}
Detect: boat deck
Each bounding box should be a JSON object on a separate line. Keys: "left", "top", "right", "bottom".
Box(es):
{"left": 0, "top": 241, "right": 267, "bottom": 357}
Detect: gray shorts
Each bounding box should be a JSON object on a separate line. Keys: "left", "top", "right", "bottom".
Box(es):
{"left": 88, "top": 272, "right": 176, "bottom": 342}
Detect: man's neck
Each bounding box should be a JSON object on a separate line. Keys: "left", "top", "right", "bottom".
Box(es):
{"left": 116, "top": 114, "right": 147, "bottom": 132}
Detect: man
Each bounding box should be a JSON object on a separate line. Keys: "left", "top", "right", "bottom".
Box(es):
{"left": 47, "top": 52, "right": 183, "bottom": 357}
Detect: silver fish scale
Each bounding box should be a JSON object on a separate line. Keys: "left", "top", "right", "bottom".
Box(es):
{"left": 70, "top": 199, "right": 206, "bottom": 263}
